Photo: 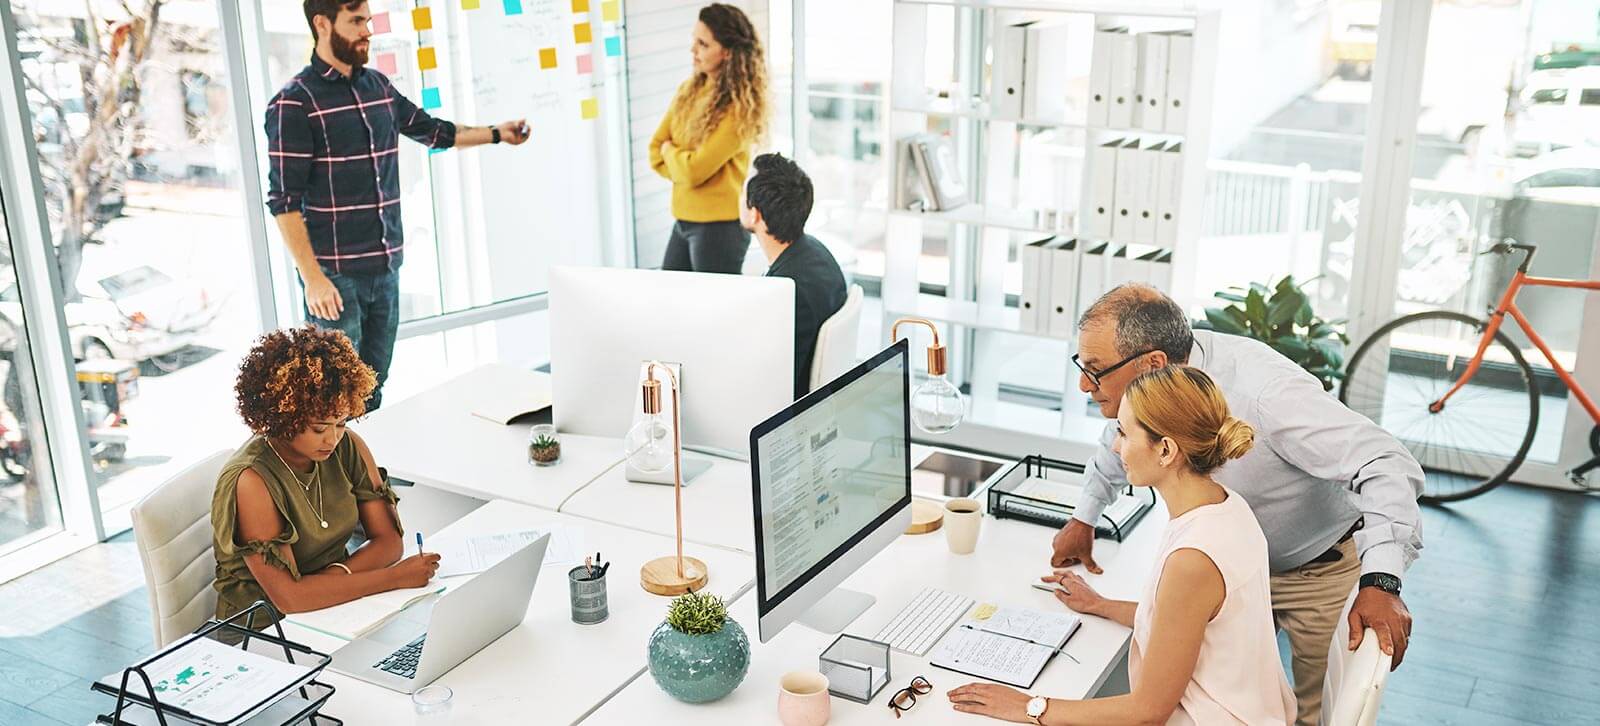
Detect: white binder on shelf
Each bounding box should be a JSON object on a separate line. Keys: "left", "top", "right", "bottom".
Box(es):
{"left": 1156, "top": 142, "right": 1183, "bottom": 247}
{"left": 1076, "top": 241, "right": 1111, "bottom": 318}
{"left": 1019, "top": 236, "right": 1058, "bottom": 334}
{"left": 1151, "top": 250, "right": 1174, "bottom": 291}
{"left": 1085, "top": 138, "right": 1120, "bottom": 239}
{"left": 1134, "top": 141, "right": 1162, "bottom": 245}
{"left": 1106, "top": 29, "right": 1138, "bottom": 129}
{"left": 914, "top": 134, "right": 970, "bottom": 211}
{"left": 1136, "top": 32, "right": 1169, "bottom": 132}
{"left": 1163, "top": 31, "right": 1193, "bottom": 134}
{"left": 1024, "top": 21, "right": 1071, "bottom": 122}
{"left": 1132, "top": 245, "right": 1164, "bottom": 285}
{"left": 991, "top": 23, "right": 1029, "bottom": 120}
{"left": 1111, "top": 139, "right": 1140, "bottom": 245}
{"left": 1087, "top": 27, "right": 1117, "bottom": 127}
{"left": 1108, "top": 244, "right": 1132, "bottom": 289}
{"left": 1046, "top": 238, "right": 1081, "bottom": 338}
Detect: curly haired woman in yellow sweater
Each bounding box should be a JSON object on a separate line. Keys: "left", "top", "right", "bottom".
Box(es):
{"left": 650, "top": 3, "right": 769, "bottom": 273}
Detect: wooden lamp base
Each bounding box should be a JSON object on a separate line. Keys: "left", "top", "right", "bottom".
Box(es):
{"left": 905, "top": 498, "right": 945, "bottom": 535}
{"left": 640, "top": 555, "right": 708, "bottom": 596}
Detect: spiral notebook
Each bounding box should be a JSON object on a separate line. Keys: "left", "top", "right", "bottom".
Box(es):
{"left": 928, "top": 607, "right": 1081, "bottom": 689}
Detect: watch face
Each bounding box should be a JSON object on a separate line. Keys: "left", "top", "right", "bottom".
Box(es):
{"left": 1365, "top": 573, "right": 1401, "bottom": 593}
{"left": 1027, "top": 696, "right": 1047, "bottom": 717}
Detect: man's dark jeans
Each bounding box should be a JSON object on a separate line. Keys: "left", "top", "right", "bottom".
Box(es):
{"left": 305, "top": 269, "right": 399, "bottom": 412}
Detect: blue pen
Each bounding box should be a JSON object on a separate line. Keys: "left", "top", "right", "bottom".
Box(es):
{"left": 416, "top": 532, "right": 424, "bottom": 553}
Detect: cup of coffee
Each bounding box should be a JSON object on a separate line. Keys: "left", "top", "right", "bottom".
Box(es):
{"left": 778, "top": 670, "right": 831, "bottom": 726}
{"left": 944, "top": 498, "right": 983, "bottom": 554}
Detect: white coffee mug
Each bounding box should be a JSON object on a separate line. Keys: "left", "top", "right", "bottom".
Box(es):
{"left": 944, "top": 498, "right": 983, "bottom": 554}
{"left": 778, "top": 670, "right": 831, "bottom": 726}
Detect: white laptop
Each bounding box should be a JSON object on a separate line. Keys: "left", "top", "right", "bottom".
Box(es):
{"left": 329, "top": 533, "right": 549, "bottom": 692}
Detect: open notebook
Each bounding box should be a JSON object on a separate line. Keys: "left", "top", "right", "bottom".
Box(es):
{"left": 929, "top": 607, "right": 1082, "bottom": 689}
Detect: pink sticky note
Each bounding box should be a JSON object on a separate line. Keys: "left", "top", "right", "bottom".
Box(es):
{"left": 371, "top": 11, "right": 391, "bottom": 35}
{"left": 576, "top": 54, "right": 593, "bottom": 74}
{"left": 375, "top": 52, "right": 398, "bottom": 76}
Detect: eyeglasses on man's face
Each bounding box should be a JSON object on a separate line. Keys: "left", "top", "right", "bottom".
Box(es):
{"left": 1071, "top": 349, "right": 1156, "bottom": 389}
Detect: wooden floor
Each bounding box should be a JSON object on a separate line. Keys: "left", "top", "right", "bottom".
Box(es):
{"left": 1, "top": 483, "right": 1597, "bottom": 724}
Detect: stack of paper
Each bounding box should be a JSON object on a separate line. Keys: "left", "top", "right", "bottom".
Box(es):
{"left": 98, "top": 638, "right": 313, "bottom": 722}
{"left": 287, "top": 584, "right": 445, "bottom": 641}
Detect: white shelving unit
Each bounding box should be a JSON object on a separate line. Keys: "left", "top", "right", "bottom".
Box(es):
{"left": 881, "top": 0, "right": 1219, "bottom": 448}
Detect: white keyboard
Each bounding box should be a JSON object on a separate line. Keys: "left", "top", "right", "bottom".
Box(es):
{"left": 872, "top": 586, "right": 974, "bottom": 656}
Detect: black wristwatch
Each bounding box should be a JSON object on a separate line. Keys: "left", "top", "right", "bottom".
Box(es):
{"left": 1359, "top": 572, "right": 1402, "bottom": 596}
{"left": 491, "top": 127, "right": 502, "bottom": 144}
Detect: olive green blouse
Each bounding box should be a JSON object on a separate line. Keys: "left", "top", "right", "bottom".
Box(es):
{"left": 211, "top": 434, "right": 401, "bottom": 622}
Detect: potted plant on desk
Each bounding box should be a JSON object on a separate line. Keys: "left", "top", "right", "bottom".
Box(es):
{"left": 528, "top": 424, "right": 561, "bottom": 466}
{"left": 647, "top": 592, "right": 750, "bottom": 703}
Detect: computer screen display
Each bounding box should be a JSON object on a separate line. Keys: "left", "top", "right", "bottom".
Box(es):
{"left": 752, "top": 343, "right": 909, "bottom": 602}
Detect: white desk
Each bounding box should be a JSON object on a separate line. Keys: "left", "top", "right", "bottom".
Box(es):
{"left": 560, "top": 455, "right": 757, "bottom": 553}
{"left": 283, "top": 499, "right": 754, "bottom": 726}
{"left": 354, "top": 364, "right": 624, "bottom": 511}
{"left": 582, "top": 508, "right": 1167, "bottom": 725}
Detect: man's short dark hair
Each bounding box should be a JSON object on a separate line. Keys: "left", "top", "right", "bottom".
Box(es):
{"left": 304, "top": 0, "right": 364, "bottom": 41}
{"left": 1078, "top": 284, "right": 1193, "bottom": 364}
{"left": 745, "top": 153, "right": 814, "bottom": 244}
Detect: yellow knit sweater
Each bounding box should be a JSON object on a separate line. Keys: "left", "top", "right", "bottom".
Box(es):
{"left": 649, "top": 82, "right": 752, "bottom": 223}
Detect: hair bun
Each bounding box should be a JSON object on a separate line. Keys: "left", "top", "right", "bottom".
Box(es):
{"left": 1216, "top": 418, "right": 1255, "bottom": 461}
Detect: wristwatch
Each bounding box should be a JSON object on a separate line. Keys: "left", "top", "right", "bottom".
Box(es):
{"left": 491, "top": 127, "right": 502, "bottom": 144}
{"left": 1026, "top": 695, "right": 1050, "bottom": 724}
{"left": 1359, "top": 572, "right": 1402, "bottom": 596}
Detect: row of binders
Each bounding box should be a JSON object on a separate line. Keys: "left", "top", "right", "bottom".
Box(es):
{"left": 1084, "top": 138, "right": 1183, "bottom": 246}
{"left": 1089, "top": 27, "right": 1193, "bottom": 133}
{"left": 1019, "top": 238, "right": 1173, "bottom": 337}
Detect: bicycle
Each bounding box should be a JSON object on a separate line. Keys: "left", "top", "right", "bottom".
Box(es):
{"left": 1339, "top": 241, "right": 1600, "bottom": 503}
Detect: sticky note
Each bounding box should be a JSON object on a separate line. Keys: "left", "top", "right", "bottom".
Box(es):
{"left": 421, "top": 87, "right": 441, "bottom": 109}
{"left": 417, "top": 47, "right": 438, "bottom": 71}
{"left": 539, "top": 48, "right": 558, "bottom": 69}
{"left": 573, "top": 22, "right": 592, "bottom": 44}
{"left": 374, "top": 52, "right": 398, "bottom": 76}
{"left": 371, "top": 11, "right": 391, "bottom": 34}
{"left": 973, "top": 603, "right": 998, "bottom": 621}
{"left": 581, "top": 97, "right": 599, "bottom": 120}
{"left": 504, "top": 0, "right": 523, "bottom": 14}
{"left": 604, "top": 36, "right": 621, "bottom": 57}
{"left": 572, "top": 0, "right": 589, "bottom": 12}
{"left": 411, "top": 7, "right": 432, "bottom": 30}
{"left": 576, "top": 54, "right": 593, "bottom": 74}
{"left": 462, "top": 0, "right": 480, "bottom": 8}
{"left": 602, "top": 1, "right": 619, "bottom": 22}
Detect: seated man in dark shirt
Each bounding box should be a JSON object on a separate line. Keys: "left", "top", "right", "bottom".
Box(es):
{"left": 741, "top": 153, "right": 847, "bottom": 398}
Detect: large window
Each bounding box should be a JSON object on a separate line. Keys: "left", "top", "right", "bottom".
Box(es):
{"left": 0, "top": 191, "right": 60, "bottom": 557}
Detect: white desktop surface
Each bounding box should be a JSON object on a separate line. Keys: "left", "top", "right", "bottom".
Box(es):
{"left": 560, "top": 454, "right": 758, "bottom": 553}
{"left": 583, "top": 507, "right": 1168, "bottom": 725}
{"left": 352, "top": 364, "right": 623, "bottom": 511}
{"left": 281, "top": 499, "right": 754, "bottom": 726}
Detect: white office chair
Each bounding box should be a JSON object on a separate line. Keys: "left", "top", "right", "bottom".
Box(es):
{"left": 810, "top": 284, "right": 865, "bottom": 392}
{"left": 1326, "top": 627, "right": 1393, "bottom": 726}
{"left": 130, "top": 449, "right": 231, "bottom": 648}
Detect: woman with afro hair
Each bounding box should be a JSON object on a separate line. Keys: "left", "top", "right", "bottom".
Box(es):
{"left": 211, "top": 327, "right": 439, "bottom": 622}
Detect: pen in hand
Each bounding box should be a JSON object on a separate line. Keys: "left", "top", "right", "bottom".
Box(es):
{"left": 416, "top": 532, "right": 425, "bottom": 554}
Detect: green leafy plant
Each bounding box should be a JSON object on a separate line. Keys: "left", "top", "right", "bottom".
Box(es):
{"left": 665, "top": 592, "right": 729, "bottom": 635}
{"left": 1195, "top": 276, "right": 1349, "bottom": 391}
{"left": 531, "top": 435, "right": 559, "bottom": 450}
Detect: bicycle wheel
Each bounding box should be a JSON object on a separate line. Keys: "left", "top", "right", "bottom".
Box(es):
{"left": 1340, "top": 311, "right": 1538, "bottom": 503}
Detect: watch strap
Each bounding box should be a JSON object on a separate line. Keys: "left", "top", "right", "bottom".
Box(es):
{"left": 492, "top": 127, "right": 502, "bottom": 144}
{"left": 1359, "top": 572, "right": 1401, "bottom": 595}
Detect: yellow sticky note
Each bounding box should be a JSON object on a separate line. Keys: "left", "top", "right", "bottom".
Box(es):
{"left": 574, "top": 22, "right": 593, "bottom": 44}
{"left": 602, "top": 1, "right": 619, "bottom": 22}
{"left": 463, "top": 0, "right": 480, "bottom": 8}
{"left": 571, "top": 0, "right": 589, "bottom": 12}
{"left": 411, "top": 7, "right": 433, "bottom": 30}
{"left": 972, "top": 603, "right": 998, "bottom": 621}
{"left": 539, "top": 47, "right": 557, "bottom": 69}
{"left": 417, "top": 47, "right": 438, "bottom": 71}
{"left": 581, "top": 97, "right": 599, "bottom": 120}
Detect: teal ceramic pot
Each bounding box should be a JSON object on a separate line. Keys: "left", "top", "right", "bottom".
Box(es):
{"left": 646, "top": 617, "right": 751, "bottom": 703}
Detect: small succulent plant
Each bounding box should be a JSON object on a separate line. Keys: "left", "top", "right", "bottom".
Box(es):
{"left": 665, "top": 592, "right": 728, "bottom": 636}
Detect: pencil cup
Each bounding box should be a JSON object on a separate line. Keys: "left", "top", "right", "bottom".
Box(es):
{"left": 569, "top": 565, "right": 609, "bottom": 624}
{"left": 944, "top": 498, "right": 982, "bottom": 555}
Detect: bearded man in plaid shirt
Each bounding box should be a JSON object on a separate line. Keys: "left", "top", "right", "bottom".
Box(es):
{"left": 267, "top": 1, "right": 530, "bottom": 410}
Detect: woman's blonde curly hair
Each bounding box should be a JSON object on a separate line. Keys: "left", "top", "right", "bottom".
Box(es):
{"left": 674, "top": 3, "right": 768, "bottom": 148}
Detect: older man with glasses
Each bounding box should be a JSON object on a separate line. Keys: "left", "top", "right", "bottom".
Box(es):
{"left": 1051, "top": 284, "right": 1423, "bottom": 726}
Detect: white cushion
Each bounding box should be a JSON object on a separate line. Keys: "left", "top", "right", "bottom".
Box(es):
{"left": 130, "top": 450, "right": 231, "bottom": 648}
{"left": 811, "top": 284, "right": 865, "bottom": 391}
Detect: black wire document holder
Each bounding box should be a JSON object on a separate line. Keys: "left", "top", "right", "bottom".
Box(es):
{"left": 91, "top": 600, "right": 342, "bottom": 726}
{"left": 985, "top": 455, "right": 1155, "bottom": 542}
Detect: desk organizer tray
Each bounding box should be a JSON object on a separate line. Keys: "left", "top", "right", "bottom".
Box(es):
{"left": 986, "top": 455, "right": 1154, "bottom": 541}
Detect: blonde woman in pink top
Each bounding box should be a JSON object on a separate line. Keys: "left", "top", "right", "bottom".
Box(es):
{"left": 949, "top": 366, "right": 1294, "bottom": 725}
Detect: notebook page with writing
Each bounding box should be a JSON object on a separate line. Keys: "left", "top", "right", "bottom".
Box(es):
{"left": 980, "top": 607, "right": 1082, "bottom": 650}
{"left": 928, "top": 626, "right": 1052, "bottom": 689}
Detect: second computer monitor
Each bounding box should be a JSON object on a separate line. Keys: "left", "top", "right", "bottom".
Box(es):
{"left": 549, "top": 266, "right": 795, "bottom": 456}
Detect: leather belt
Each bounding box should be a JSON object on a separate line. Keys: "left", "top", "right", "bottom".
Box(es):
{"left": 1304, "top": 517, "right": 1363, "bottom": 566}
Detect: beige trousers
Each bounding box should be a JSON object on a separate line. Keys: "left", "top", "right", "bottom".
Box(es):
{"left": 1269, "top": 537, "right": 1361, "bottom": 726}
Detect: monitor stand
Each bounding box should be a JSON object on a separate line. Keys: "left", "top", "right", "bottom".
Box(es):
{"left": 796, "top": 588, "right": 877, "bottom": 634}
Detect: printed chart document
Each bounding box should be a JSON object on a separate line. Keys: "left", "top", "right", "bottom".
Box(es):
{"left": 929, "top": 607, "right": 1082, "bottom": 689}
{"left": 430, "top": 524, "right": 582, "bottom": 578}
{"left": 99, "top": 637, "right": 312, "bottom": 722}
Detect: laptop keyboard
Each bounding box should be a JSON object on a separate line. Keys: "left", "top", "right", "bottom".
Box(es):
{"left": 374, "top": 634, "right": 427, "bottom": 679}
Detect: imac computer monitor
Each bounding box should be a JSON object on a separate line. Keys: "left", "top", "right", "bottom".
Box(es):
{"left": 549, "top": 266, "right": 794, "bottom": 456}
{"left": 751, "top": 340, "right": 911, "bottom": 643}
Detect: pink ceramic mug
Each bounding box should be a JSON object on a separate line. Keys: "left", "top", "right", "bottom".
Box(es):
{"left": 778, "top": 670, "right": 831, "bottom": 726}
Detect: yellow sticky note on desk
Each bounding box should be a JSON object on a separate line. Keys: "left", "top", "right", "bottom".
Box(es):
{"left": 417, "top": 47, "right": 438, "bottom": 71}
{"left": 602, "top": 1, "right": 619, "bottom": 22}
{"left": 973, "top": 603, "right": 998, "bottom": 621}
{"left": 581, "top": 97, "right": 599, "bottom": 120}
{"left": 574, "top": 22, "right": 593, "bottom": 44}
{"left": 411, "top": 7, "right": 433, "bottom": 31}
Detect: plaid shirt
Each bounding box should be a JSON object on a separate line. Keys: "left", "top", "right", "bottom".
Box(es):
{"left": 265, "top": 54, "right": 456, "bottom": 275}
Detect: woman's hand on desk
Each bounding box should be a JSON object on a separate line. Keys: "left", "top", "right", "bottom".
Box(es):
{"left": 1042, "top": 570, "right": 1105, "bottom": 616}
{"left": 390, "top": 553, "right": 442, "bottom": 588}
{"left": 947, "top": 683, "right": 1032, "bottom": 722}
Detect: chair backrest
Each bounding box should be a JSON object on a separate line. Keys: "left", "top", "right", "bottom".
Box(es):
{"left": 1328, "top": 628, "right": 1393, "bottom": 726}
{"left": 130, "top": 449, "right": 232, "bottom": 648}
{"left": 810, "top": 284, "right": 865, "bottom": 391}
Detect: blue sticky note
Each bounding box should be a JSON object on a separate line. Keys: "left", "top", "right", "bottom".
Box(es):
{"left": 605, "top": 36, "right": 621, "bottom": 57}
{"left": 504, "top": 0, "right": 523, "bottom": 14}
{"left": 421, "top": 87, "right": 441, "bottom": 109}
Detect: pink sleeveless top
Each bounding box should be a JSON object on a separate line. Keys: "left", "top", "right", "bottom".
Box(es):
{"left": 1129, "top": 487, "right": 1295, "bottom": 725}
